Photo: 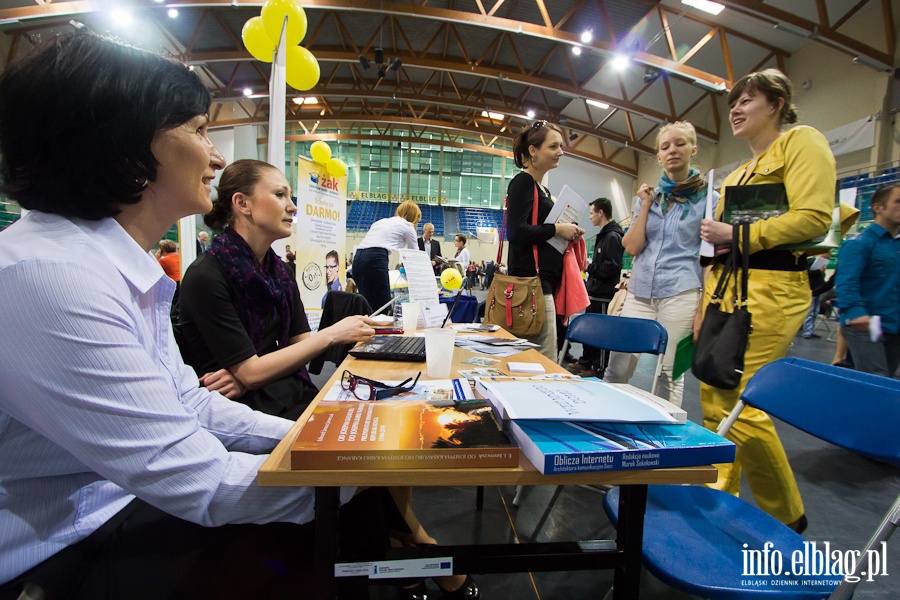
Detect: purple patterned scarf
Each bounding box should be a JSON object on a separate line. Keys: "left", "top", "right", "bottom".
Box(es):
{"left": 207, "top": 228, "right": 312, "bottom": 386}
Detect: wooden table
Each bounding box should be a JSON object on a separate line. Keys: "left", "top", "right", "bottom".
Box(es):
{"left": 259, "top": 330, "right": 717, "bottom": 599}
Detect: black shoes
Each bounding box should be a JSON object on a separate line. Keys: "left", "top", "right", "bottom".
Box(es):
{"left": 788, "top": 514, "right": 808, "bottom": 535}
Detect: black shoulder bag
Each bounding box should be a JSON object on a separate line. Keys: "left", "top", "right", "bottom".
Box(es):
{"left": 691, "top": 219, "right": 752, "bottom": 390}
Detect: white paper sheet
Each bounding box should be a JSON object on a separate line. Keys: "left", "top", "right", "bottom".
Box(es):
{"left": 544, "top": 185, "right": 588, "bottom": 254}
{"left": 398, "top": 248, "right": 441, "bottom": 306}
{"left": 700, "top": 168, "right": 716, "bottom": 258}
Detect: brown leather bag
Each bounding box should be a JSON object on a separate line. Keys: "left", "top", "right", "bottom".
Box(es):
{"left": 484, "top": 183, "right": 545, "bottom": 337}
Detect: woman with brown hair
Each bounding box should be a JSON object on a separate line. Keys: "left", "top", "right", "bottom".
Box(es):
{"left": 505, "top": 121, "right": 584, "bottom": 360}
{"left": 699, "top": 69, "right": 835, "bottom": 533}
{"left": 178, "top": 159, "right": 378, "bottom": 418}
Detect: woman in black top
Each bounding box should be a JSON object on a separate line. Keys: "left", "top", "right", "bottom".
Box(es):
{"left": 179, "top": 159, "right": 377, "bottom": 420}
{"left": 180, "top": 159, "right": 480, "bottom": 599}
{"left": 506, "top": 121, "right": 584, "bottom": 359}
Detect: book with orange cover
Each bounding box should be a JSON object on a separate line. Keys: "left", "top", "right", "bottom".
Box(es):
{"left": 290, "top": 399, "right": 519, "bottom": 470}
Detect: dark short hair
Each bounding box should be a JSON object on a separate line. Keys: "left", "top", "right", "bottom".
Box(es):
{"left": 590, "top": 197, "right": 613, "bottom": 219}
{"left": 455, "top": 234, "right": 467, "bottom": 245}
{"left": 512, "top": 121, "right": 564, "bottom": 169}
{"left": 206, "top": 159, "right": 280, "bottom": 230}
{"left": 326, "top": 250, "right": 339, "bottom": 263}
{"left": 870, "top": 183, "right": 900, "bottom": 210}
{"left": 0, "top": 31, "right": 211, "bottom": 220}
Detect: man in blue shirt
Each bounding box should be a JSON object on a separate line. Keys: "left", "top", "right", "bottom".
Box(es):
{"left": 836, "top": 183, "right": 900, "bottom": 378}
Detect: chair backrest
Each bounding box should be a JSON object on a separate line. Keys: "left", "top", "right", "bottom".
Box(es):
{"left": 741, "top": 358, "right": 900, "bottom": 466}
{"left": 565, "top": 313, "right": 668, "bottom": 356}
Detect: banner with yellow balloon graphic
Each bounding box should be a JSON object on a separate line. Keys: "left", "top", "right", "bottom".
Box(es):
{"left": 291, "top": 142, "right": 348, "bottom": 313}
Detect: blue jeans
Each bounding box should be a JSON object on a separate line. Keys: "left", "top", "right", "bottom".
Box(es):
{"left": 801, "top": 295, "right": 822, "bottom": 336}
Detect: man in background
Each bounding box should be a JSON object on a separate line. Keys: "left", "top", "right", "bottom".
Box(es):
{"left": 196, "top": 230, "right": 209, "bottom": 255}
{"left": 570, "top": 197, "right": 624, "bottom": 376}
{"left": 836, "top": 183, "right": 900, "bottom": 378}
{"left": 417, "top": 222, "right": 442, "bottom": 275}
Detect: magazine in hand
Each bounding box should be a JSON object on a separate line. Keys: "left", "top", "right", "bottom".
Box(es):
{"left": 291, "top": 399, "right": 519, "bottom": 470}
{"left": 510, "top": 419, "right": 735, "bottom": 474}
{"left": 723, "top": 183, "right": 841, "bottom": 251}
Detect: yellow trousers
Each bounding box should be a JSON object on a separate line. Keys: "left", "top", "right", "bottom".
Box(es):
{"left": 700, "top": 266, "right": 808, "bottom": 524}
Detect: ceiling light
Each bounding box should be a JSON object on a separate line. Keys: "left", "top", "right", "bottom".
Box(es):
{"left": 389, "top": 58, "right": 403, "bottom": 72}
{"left": 586, "top": 99, "right": 609, "bottom": 109}
{"left": 852, "top": 55, "right": 893, "bottom": 73}
{"left": 611, "top": 55, "right": 629, "bottom": 70}
{"left": 692, "top": 78, "right": 727, "bottom": 92}
{"left": 681, "top": 0, "right": 725, "bottom": 16}
{"left": 526, "top": 110, "right": 535, "bottom": 118}
{"left": 580, "top": 30, "right": 592, "bottom": 44}
{"left": 243, "top": 87, "right": 253, "bottom": 96}
{"left": 358, "top": 55, "right": 370, "bottom": 70}
{"left": 293, "top": 97, "right": 319, "bottom": 105}
{"left": 773, "top": 22, "right": 814, "bottom": 39}
{"left": 481, "top": 111, "right": 504, "bottom": 120}
{"left": 572, "top": 46, "right": 582, "bottom": 56}
{"left": 111, "top": 10, "right": 132, "bottom": 27}
{"left": 167, "top": 8, "right": 178, "bottom": 18}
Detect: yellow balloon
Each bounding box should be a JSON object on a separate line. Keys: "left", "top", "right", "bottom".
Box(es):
{"left": 310, "top": 141, "right": 332, "bottom": 165}
{"left": 241, "top": 17, "right": 275, "bottom": 63}
{"left": 285, "top": 45, "right": 320, "bottom": 91}
{"left": 326, "top": 157, "right": 348, "bottom": 178}
{"left": 441, "top": 268, "right": 463, "bottom": 290}
{"left": 261, "top": 0, "right": 308, "bottom": 46}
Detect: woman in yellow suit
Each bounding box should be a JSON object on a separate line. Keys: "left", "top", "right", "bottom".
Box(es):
{"left": 699, "top": 69, "right": 834, "bottom": 532}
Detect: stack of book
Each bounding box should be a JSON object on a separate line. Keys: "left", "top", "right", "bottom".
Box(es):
{"left": 475, "top": 377, "right": 735, "bottom": 475}
{"left": 290, "top": 398, "right": 519, "bottom": 470}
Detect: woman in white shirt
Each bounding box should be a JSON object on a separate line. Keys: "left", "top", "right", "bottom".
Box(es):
{"left": 450, "top": 234, "right": 472, "bottom": 287}
{"left": 352, "top": 201, "right": 421, "bottom": 312}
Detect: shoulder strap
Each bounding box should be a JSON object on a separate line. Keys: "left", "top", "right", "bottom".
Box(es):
{"left": 532, "top": 182, "right": 540, "bottom": 273}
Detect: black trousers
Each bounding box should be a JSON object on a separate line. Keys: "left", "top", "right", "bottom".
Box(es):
{"left": 352, "top": 248, "right": 392, "bottom": 314}
{"left": 579, "top": 299, "right": 611, "bottom": 370}
{"left": 0, "top": 488, "right": 393, "bottom": 600}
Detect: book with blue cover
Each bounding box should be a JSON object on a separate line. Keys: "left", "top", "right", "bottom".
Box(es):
{"left": 510, "top": 419, "right": 735, "bottom": 474}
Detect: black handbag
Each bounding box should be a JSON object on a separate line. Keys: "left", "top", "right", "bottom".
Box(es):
{"left": 691, "top": 220, "right": 752, "bottom": 390}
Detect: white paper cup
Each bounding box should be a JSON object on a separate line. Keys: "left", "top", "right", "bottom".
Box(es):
{"left": 401, "top": 302, "right": 420, "bottom": 335}
{"left": 424, "top": 327, "right": 456, "bottom": 378}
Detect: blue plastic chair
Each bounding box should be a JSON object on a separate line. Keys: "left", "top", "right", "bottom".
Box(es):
{"left": 603, "top": 358, "right": 900, "bottom": 599}
{"left": 558, "top": 313, "right": 669, "bottom": 395}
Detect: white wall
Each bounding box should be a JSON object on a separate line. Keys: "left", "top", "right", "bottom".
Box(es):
{"left": 547, "top": 154, "right": 634, "bottom": 223}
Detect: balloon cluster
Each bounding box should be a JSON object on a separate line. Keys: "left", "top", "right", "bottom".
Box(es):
{"left": 310, "top": 141, "right": 348, "bottom": 178}
{"left": 241, "top": 0, "right": 319, "bottom": 91}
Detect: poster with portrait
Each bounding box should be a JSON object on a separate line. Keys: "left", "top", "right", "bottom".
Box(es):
{"left": 293, "top": 155, "right": 347, "bottom": 314}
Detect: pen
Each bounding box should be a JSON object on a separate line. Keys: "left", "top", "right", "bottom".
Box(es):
{"left": 441, "top": 290, "right": 463, "bottom": 328}
{"left": 369, "top": 297, "right": 395, "bottom": 318}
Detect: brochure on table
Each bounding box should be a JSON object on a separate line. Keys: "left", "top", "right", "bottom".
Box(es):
{"left": 476, "top": 377, "right": 681, "bottom": 424}
{"left": 545, "top": 185, "right": 588, "bottom": 254}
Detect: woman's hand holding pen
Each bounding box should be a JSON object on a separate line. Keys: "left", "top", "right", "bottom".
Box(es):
{"left": 325, "top": 315, "right": 378, "bottom": 345}
{"left": 556, "top": 222, "right": 584, "bottom": 242}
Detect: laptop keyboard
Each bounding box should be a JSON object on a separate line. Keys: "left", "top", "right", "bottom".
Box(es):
{"left": 350, "top": 335, "right": 427, "bottom": 362}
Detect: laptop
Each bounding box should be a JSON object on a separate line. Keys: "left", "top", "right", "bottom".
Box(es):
{"left": 349, "top": 335, "right": 427, "bottom": 362}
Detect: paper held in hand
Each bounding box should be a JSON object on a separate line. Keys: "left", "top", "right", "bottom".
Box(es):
{"left": 475, "top": 377, "right": 684, "bottom": 424}
{"left": 544, "top": 185, "right": 588, "bottom": 254}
